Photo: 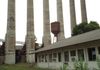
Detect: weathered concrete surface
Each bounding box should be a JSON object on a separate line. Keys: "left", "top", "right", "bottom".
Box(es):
{"left": 0, "top": 56, "right": 4, "bottom": 64}
{"left": 69, "top": 0, "right": 76, "bottom": 35}
{"left": 43, "top": 0, "right": 51, "bottom": 47}
{"left": 26, "top": 0, "right": 35, "bottom": 63}
{"left": 5, "top": 0, "right": 16, "bottom": 64}
{"left": 80, "top": 0, "right": 87, "bottom": 22}
{"left": 57, "top": 0, "right": 65, "bottom": 41}
{"left": 26, "top": 52, "right": 35, "bottom": 63}
{"left": 5, "top": 52, "right": 15, "bottom": 64}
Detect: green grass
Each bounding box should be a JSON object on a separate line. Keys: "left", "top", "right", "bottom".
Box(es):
{"left": 0, "top": 63, "right": 54, "bottom": 70}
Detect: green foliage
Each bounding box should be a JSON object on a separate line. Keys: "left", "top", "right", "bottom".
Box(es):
{"left": 0, "top": 64, "right": 55, "bottom": 70}
{"left": 74, "top": 59, "right": 88, "bottom": 70}
{"left": 72, "top": 21, "right": 100, "bottom": 36}
{"left": 85, "top": 21, "right": 100, "bottom": 32}
{"left": 0, "top": 66, "right": 6, "bottom": 70}
{"left": 60, "top": 64, "right": 68, "bottom": 70}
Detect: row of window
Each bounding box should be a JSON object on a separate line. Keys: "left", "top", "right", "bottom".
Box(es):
{"left": 38, "top": 53, "right": 59, "bottom": 62}
{"left": 37, "top": 47, "right": 100, "bottom": 62}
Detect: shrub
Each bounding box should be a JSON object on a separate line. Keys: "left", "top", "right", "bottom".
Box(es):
{"left": 74, "top": 59, "right": 88, "bottom": 70}
{"left": 72, "top": 21, "right": 100, "bottom": 36}
{"left": 60, "top": 64, "right": 68, "bottom": 70}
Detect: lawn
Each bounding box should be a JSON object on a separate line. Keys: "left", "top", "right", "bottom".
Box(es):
{"left": 0, "top": 63, "right": 55, "bottom": 70}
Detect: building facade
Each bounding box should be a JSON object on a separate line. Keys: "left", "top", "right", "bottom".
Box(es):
{"left": 35, "top": 29, "right": 100, "bottom": 69}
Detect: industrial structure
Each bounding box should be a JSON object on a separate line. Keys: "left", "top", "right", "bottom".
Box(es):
{"left": 0, "top": 0, "right": 100, "bottom": 69}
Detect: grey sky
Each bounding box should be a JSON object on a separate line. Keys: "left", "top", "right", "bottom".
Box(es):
{"left": 0, "top": 0, "right": 100, "bottom": 43}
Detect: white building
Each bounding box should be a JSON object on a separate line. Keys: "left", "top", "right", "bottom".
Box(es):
{"left": 35, "top": 29, "right": 100, "bottom": 69}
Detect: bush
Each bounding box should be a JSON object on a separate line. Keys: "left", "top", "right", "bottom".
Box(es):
{"left": 85, "top": 21, "right": 100, "bottom": 32}
{"left": 60, "top": 64, "right": 68, "bottom": 70}
{"left": 74, "top": 60, "right": 88, "bottom": 70}
{"left": 72, "top": 21, "right": 100, "bottom": 36}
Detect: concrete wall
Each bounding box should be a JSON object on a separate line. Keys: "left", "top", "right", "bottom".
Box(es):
{"left": 37, "top": 62, "right": 63, "bottom": 69}
{"left": 0, "top": 56, "right": 4, "bottom": 64}
{"left": 37, "top": 62, "right": 98, "bottom": 69}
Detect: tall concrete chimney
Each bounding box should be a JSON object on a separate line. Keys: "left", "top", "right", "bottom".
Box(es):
{"left": 43, "top": 0, "right": 51, "bottom": 47}
{"left": 57, "top": 0, "right": 65, "bottom": 41}
{"left": 69, "top": 0, "right": 77, "bottom": 35}
{"left": 80, "top": 0, "right": 87, "bottom": 22}
{"left": 26, "top": 0, "right": 35, "bottom": 63}
{"left": 5, "top": 0, "right": 16, "bottom": 64}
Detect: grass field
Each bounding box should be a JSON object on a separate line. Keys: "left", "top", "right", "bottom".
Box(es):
{"left": 0, "top": 63, "right": 55, "bottom": 70}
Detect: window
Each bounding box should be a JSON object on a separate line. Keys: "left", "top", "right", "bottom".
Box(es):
{"left": 70, "top": 50, "right": 76, "bottom": 61}
{"left": 78, "top": 49, "right": 84, "bottom": 61}
{"left": 52, "top": 53, "right": 57, "bottom": 62}
{"left": 98, "top": 47, "right": 100, "bottom": 54}
{"left": 39, "top": 55, "right": 41, "bottom": 62}
{"left": 70, "top": 50, "right": 76, "bottom": 56}
{"left": 41, "top": 55, "right": 44, "bottom": 62}
{"left": 49, "top": 54, "right": 52, "bottom": 62}
{"left": 64, "top": 51, "right": 69, "bottom": 62}
{"left": 88, "top": 48, "right": 96, "bottom": 61}
{"left": 45, "top": 54, "right": 48, "bottom": 62}
{"left": 58, "top": 52, "right": 61, "bottom": 62}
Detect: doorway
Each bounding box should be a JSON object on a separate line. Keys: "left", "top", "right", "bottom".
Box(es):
{"left": 16, "top": 50, "right": 21, "bottom": 63}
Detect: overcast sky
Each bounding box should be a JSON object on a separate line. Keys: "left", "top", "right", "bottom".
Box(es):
{"left": 0, "top": 0, "right": 100, "bottom": 43}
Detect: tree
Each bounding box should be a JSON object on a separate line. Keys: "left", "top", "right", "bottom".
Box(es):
{"left": 85, "top": 21, "right": 100, "bottom": 32}
{"left": 72, "top": 21, "right": 100, "bottom": 36}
